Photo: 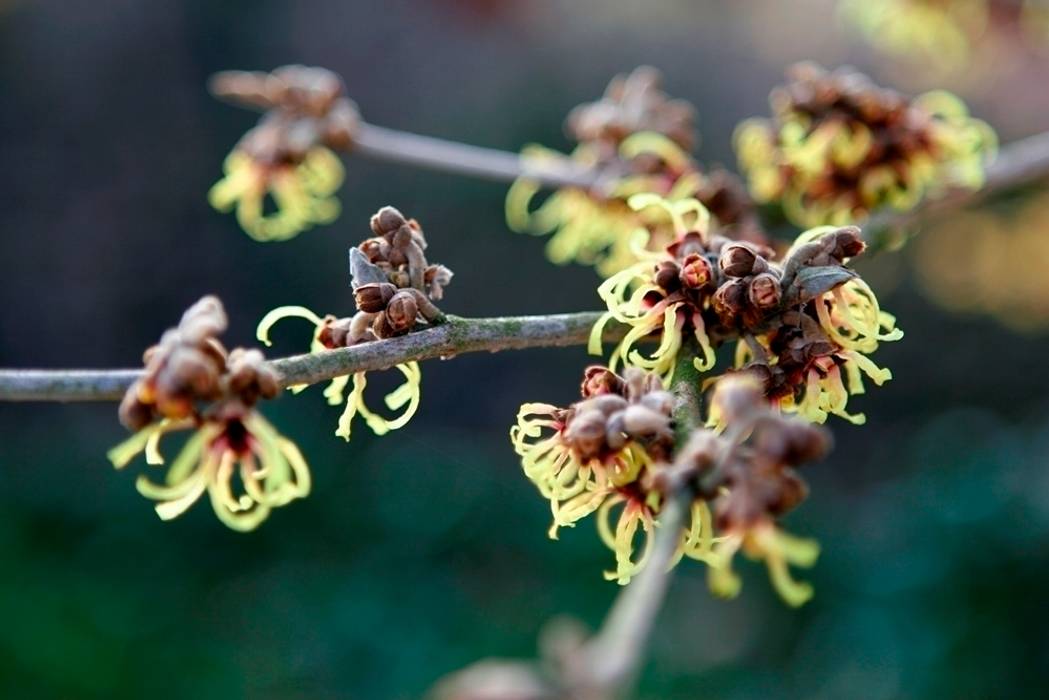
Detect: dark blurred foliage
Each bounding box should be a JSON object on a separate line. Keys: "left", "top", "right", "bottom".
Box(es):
{"left": 1, "top": 1, "right": 1049, "bottom": 698}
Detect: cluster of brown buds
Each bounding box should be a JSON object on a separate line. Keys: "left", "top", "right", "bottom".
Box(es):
{"left": 256, "top": 206, "right": 451, "bottom": 442}
{"left": 118, "top": 296, "right": 278, "bottom": 430}
{"left": 208, "top": 65, "right": 361, "bottom": 241}
{"left": 507, "top": 67, "right": 769, "bottom": 276}
{"left": 109, "top": 296, "right": 310, "bottom": 531}
{"left": 735, "top": 62, "right": 995, "bottom": 227}
{"left": 351, "top": 206, "right": 453, "bottom": 338}
{"left": 562, "top": 365, "right": 675, "bottom": 462}
{"left": 652, "top": 375, "right": 832, "bottom": 606}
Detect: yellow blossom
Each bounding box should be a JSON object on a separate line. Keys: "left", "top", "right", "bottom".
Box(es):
{"left": 734, "top": 64, "right": 996, "bottom": 227}
{"left": 107, "top": 411, "right": 310, "bottom": 532}
{"left": 588, "top": 194, "right": 717, "bottom": 384}
{"left": 209, "top": 147, "right": 343, "bottom": 242}
{"left": 256, "top": 305, "right": 422, "bottom": 440}
{"left": 511, "top": 400, "right": 720, "bottom": 585}
{"left": 506, "top": 134, "right": 704, "bottom": 276}
{"left": 707, "top": 521, "right": 820, "bottom": 607}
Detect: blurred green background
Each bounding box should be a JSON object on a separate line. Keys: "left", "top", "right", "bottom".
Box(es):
{"left": 2, "top": 1, "right": 1049, "bottom": 698}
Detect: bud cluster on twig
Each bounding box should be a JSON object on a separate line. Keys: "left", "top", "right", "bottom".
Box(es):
{"left": 257, "top": 206, "right": 452, "bottom": 442}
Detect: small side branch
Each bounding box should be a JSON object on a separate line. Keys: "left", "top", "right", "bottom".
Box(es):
{"left": 0, "top": 312, "right": 606, "bottom": 402}
{"left": 354, "top": 123, "right": 597, "bottom": 189}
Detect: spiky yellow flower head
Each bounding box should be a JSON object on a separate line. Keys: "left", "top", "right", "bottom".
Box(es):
{"left": 725, "top": 227, "right": 903, "bottom": 426}
{"left": 208, "top": 65, "right": 360, "bottom": 241}
{"left": 109, "top": 396, "right": 310, "bottom": 532}
{"left": 514, "top": 365, "right": 833, "bottom": 604}
{"left": 507, "top": 67, "right": 768, "bottom": 276}
{"left": 675, "top": 375, "right": 831, "bottom": 605}
{"left": 511, "top": 366, "right": 718, "bottom": 584}
{"left": 735, "top": 62, "right": 996, "bottom": 227}
{"left": 109, "top": 297, "right": 310, "bottom": 530}
{"left": 589, "top": 194, "right": 787, "bottom": 383}
{"left": 209, "top": 147, "right": 343, "bottom": 242}
{"left": 257, "top": 206, "right": 450, "bottom": 440}
{"left": 507, "top": 135, "right": 707, "bottom": 276}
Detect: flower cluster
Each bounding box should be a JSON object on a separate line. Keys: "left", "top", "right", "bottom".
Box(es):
{"left": 108, "top": 296, "right": 310, "bottom": 531}
{"left": 511, "top": 365, "right": 684, "bottom": 584}
{"left": 739, "top": 227, "right": 903, "bottom": 425}
{"left": 208, "top": 65, "right": 360, "bottom": 241}
{"left": 735, "top": 62, "right": 996, "bottom": 227}
{"left": 511, "top": 367, "right": 833, "bottom": 604}
{"left": 510, "top": 181, "right": 902, "bottom": 601}
{"left": 258, "top": 206, "right": 451, "bottom": 440}
{"left": 661, "top": 375, "right": 832, "bottom": 606}
{"left": 507, "top": 67, "right": 768, "bottom": 276}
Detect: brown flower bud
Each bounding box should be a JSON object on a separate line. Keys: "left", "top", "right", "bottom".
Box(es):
{"left": 679, "top": 253, "right": 713, "bottom": 290}
{"left": 564, "top": 410, "right": 608, "bottom": 460}
{"left": 371, "top": 313, "right": 392, "bottom": 339}
{"left": 322, "top": 98, "right": 360, "bottom": 151}
{"left": 622, "top": 366, "right": 664, "bottom": 399}
{"left": 424, "top": 264, "right": 454, "bottom": 301}
{"left": 719, "top": 243, "right": 766, "bottom": 277}
{"left": 226, "top": 348, "right": 281, "bottom": 403}
{"left": 827, "top": 226, "right": 865, "bottom": 261}
{"left": 583, "top": 393, "right": 630, "bottom": 416}
{"left": 354, "top": 282, "right": 397, "bottom": 313}
{"left": 317, "top": 316, "right": 353, "bottom": 348}
{"left": 748, "top": 272, "right": 782, "bottom": 309}
{"left": 581, "top": 366, "right": 624, "bottom": 398}
{"left": 177, "top": 295, "right": 228, "bottom": 346}
{"left": 359, "top": 237, "right": 389, "bottom": 263}
{"left": 370, "top": 206, "right": 406, "bottom": 237}
{"left": 384, "top": 290, "right": 419, "bottom": 335}
{"left": 391, "top": 224, "right": 415, "bottom": 249}
{"left": 118, "top": 384, "right": 154, "bottom": 431}
{"left": 712, "top": 279, "right": 748, "bottom": 322}
{"left": 710, "top": 374, "right": 766, "bottom": 425}
{"left": 765, "top": 470, "right": 809, "bottom": 517}
{"left": 776, "top": 420, "right": 832, "bottom": 464}
{"left": 621, "top": 404, "right": 672, "bottom": 441}
{"left": 653, "top": 260, "right": 681, "bottom": 291}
